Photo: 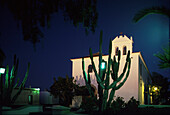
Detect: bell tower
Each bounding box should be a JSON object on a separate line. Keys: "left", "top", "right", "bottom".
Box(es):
{"left": 112, "top": 33, "right": 133, "bottom": 56}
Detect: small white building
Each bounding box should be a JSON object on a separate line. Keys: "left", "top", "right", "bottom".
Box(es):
{"left": 12, "top": 87, "right": 40, "bottom": 105}
{"left": 71, "top": 34, "right": 152, "bottom": 105}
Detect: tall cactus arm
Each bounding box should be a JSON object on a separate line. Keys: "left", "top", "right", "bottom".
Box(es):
{"left": 102, "top": 89, "right": 109, "bottom": 111}
{"left": 99, "top": 30, "right": 103, "bottom": 80}
{"left": 89, "top": 48, "right": 105, "bottom": 89}
{"left": 116, "top": 50, "right": 121, "bottom": 73}
{"left": 116, "top": 62, "right": 128, "bottom": 82}
{"left": 82, "top": 58, "right": 94, "bottom": 97}
{"left": 11, "top": 57, "right": 19, "bottom": 89}
{"left": 112, "top": 56, "right": 119, "bottom": 80}
{"left": 9, "top": 66, "right": 15, "bottom": 86}
{"left": 82, "top": 58, "right": 88, "bottom": 83}
{"left": 14, "top": 58, "right": 19, "bottom": 77}
{"left": 13, "top": 78, "right": 20, "bottom": 89}
{"left": 87, "top": 69, "right": 91, "bottom": 84}
{"left": 11, "top": 62, "right": 30, "bottom": 104}
{"left": 21, "top": 62, "right": 30, "bottom": 85}
{"left": 107, "top": 88, "right": 116, "bottom": 107}
{"left": 116, "top": 51, "right": 130, "bottom": 82}
{"left": 7, "top": 66, "right": 15, "bottom": 102}
{"left": 105, "top": 39, "right": 112, "bottom": 88}
{"left": 107, "top": 81, "right": 117, "bottom": 89}
{"left": 5, "top": 65, "right": 9, "bottom": 88}
{"left": 115, "top": 58, "right": 131, "bottom": 90}
{"left": 101, "top": 39, "right": 112, "bottom": 111}
{"left": 111, "top": 59, "right": 117, "bottom": 80}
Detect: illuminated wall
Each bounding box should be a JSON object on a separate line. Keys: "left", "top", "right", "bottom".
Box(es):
{"left": 71, "top": 34, "right": 151, "bottom": 104}
{"left": 138, "top": 55, "right": 152, "bottom": 104}
{"left": 11, "top": 88, "right": 40, "bottom": 105}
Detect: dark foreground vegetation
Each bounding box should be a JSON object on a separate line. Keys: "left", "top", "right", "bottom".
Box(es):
{"left": 78, "top": 96, "right": 170, "bottom": 115}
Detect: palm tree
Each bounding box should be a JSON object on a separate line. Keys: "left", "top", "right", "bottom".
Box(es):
{"left": 154, "top": 47, "right": 170, "bottom": 69}
{"left": 133, "top": 6, "right": 170, "bottom": 23}
{"left": 133, "top": 6, "right": 170, "bottom": 69}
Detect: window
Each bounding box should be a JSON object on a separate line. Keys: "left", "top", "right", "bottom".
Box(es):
{"left": 123, "top": 46, "right": 127, "bottom": 55}
{"left": 115, "top": 47, "right": 119, "bottom": 56}
{"left": 88, "top": 65, "right": 93, "bottom": 73}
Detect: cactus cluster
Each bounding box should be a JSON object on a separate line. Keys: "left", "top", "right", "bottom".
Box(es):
{"left": 82, "top": 31, "right": 131, "bottom": 111}
{"left": 0, "top": 55, "right": 30, "bottom": 105}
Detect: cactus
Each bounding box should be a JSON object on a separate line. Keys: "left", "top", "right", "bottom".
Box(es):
{"left": 0, "top": 55, "right": 30, "bottom": 105}
{"left": 82, "top": 31, "right": 131, "bottom": 111}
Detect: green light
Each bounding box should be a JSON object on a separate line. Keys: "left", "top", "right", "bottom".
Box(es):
{"left": 0, "top": 68, "right": 5, "bottom": 74}
{"left": 32, "top": 88, "right": 40, "bottom": 94}
{"left": 101, "top": 62, "right": 106, "bottom": 69}
{"left": 34, "top": 88, "right": 40, "bottom": 91}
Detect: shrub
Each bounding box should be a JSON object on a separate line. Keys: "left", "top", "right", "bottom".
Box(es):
{"left": 125, "top": 97, "right": 139, "bottom": 112}
{"left": 80, "top": 96, "right": 98, "bottom": 113}
{"left": 110, "top": 96, "right": 125, "bottom": 114}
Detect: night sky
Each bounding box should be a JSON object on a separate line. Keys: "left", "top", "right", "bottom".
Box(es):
{"left": 0, "top": 0, "right": 169, "bottom": 90}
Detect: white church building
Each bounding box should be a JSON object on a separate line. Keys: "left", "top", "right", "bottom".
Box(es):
{"left": 71, "top": 34, "right": 152, "bottom": 105}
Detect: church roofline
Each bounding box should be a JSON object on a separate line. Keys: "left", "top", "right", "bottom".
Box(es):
{"left": 112, "top": 34, "right": 133, "bottom": 43}
{"left": 70, "top": 51, "right": 152, "bottom": 82}
{"left": 70, "top": 52, "right": 108, "bottom": 61}
{"left": 71, "top": 51, "right": 139, "bottom": 61}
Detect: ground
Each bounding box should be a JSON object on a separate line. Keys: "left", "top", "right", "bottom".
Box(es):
{"left": 2, "top": 104, "right": 170, "bottom": 115}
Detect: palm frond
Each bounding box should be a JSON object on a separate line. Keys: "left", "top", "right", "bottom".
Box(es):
{"left": 154, "top": 47, "right": 170, "bottom": 69}
{"left": 133, "top": 6, "right": 170, "bottom": 23}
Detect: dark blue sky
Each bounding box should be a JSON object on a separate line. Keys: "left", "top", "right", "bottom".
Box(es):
{"left": 0, "top": 0, "right": 169, "bottom": 90}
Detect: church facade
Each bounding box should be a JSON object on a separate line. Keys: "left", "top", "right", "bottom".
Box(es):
{"left": 71, "top": 34, "right": 152, "bottom": 105}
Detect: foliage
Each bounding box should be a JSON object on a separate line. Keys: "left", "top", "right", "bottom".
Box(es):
{"left": 80, "top": 96, "right": 98, "bottom": 113}
{"left": 50, "top": 75, "right": 79, "bottom": 107}
{"left": 133, "top": 6, "right": 170, "bottom": 69}
{"left": 82, "top": 31, "right": 131, "bottom": 111}
{"left": 110, "top": 97, "right": 125, "bottom": 114}
{"left": 151, "top": 72, "right": 170, "bottom": 104}
{"left": 0, "top": 55, "right": 30, "bottom": 105}
{"left": 0, "top": 0, "right": 98, "bottom": 49}
{"left": 154, "top": 47, "right": 170, "bottom": 69}
{"left": 133, "top": 6, "right": 170, "bottom": 23}
{"left": 74, "top": 86, "right": 90, "bottom": 96}
{"left": 125, "top": 97, "right": 139, "bottom": 111}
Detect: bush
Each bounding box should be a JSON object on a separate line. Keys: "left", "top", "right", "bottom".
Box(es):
{"left": 110, "top": 97, "right": 125, "bottom": 114}
{"left": 80, "top": 96, "right": 98, "bottom": 113}
{"left": 125, "top": 96, "right": 139, "bottom": 112}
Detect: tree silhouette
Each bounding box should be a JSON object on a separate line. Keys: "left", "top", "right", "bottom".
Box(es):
{"left": 133, "top": 6, "right": 170, "bottom": 23}
{"left": 50, "top": 75, "right": 79, "bottom": 107}
{"left": 154, "top": 47, "right": 170, "bottom": 69}
{"left": 151, "top": 72, "right": 170, "bottom": 104}
{"left": 0, "top": 0, "right": 98, "bottom": 49}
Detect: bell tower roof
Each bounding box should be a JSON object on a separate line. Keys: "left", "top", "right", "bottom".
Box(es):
{"left": 112, "top": 34, "right": 133, "bottom": 55}
{"left": 112, "top": 34, "right": 133, "bottom": 43}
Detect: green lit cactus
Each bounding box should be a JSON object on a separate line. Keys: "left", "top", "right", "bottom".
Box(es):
{"left": 82, "top": 31, "right": 131, "bottom": 111}
{"left": 0, "top": 55, "right": 30, "bottom": 105}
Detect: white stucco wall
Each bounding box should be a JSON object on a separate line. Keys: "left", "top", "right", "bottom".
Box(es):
{"left": 114, "top": 53, "right": 139, "bottom": 101}
{"left": 71, "top": 53, "right": 140, "bottom": 102}
{"left": 12, "top": 88, "right": 40, "bottom": 105}
{"left": 71, "top": 35, "right": 151, "bottom": 104}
